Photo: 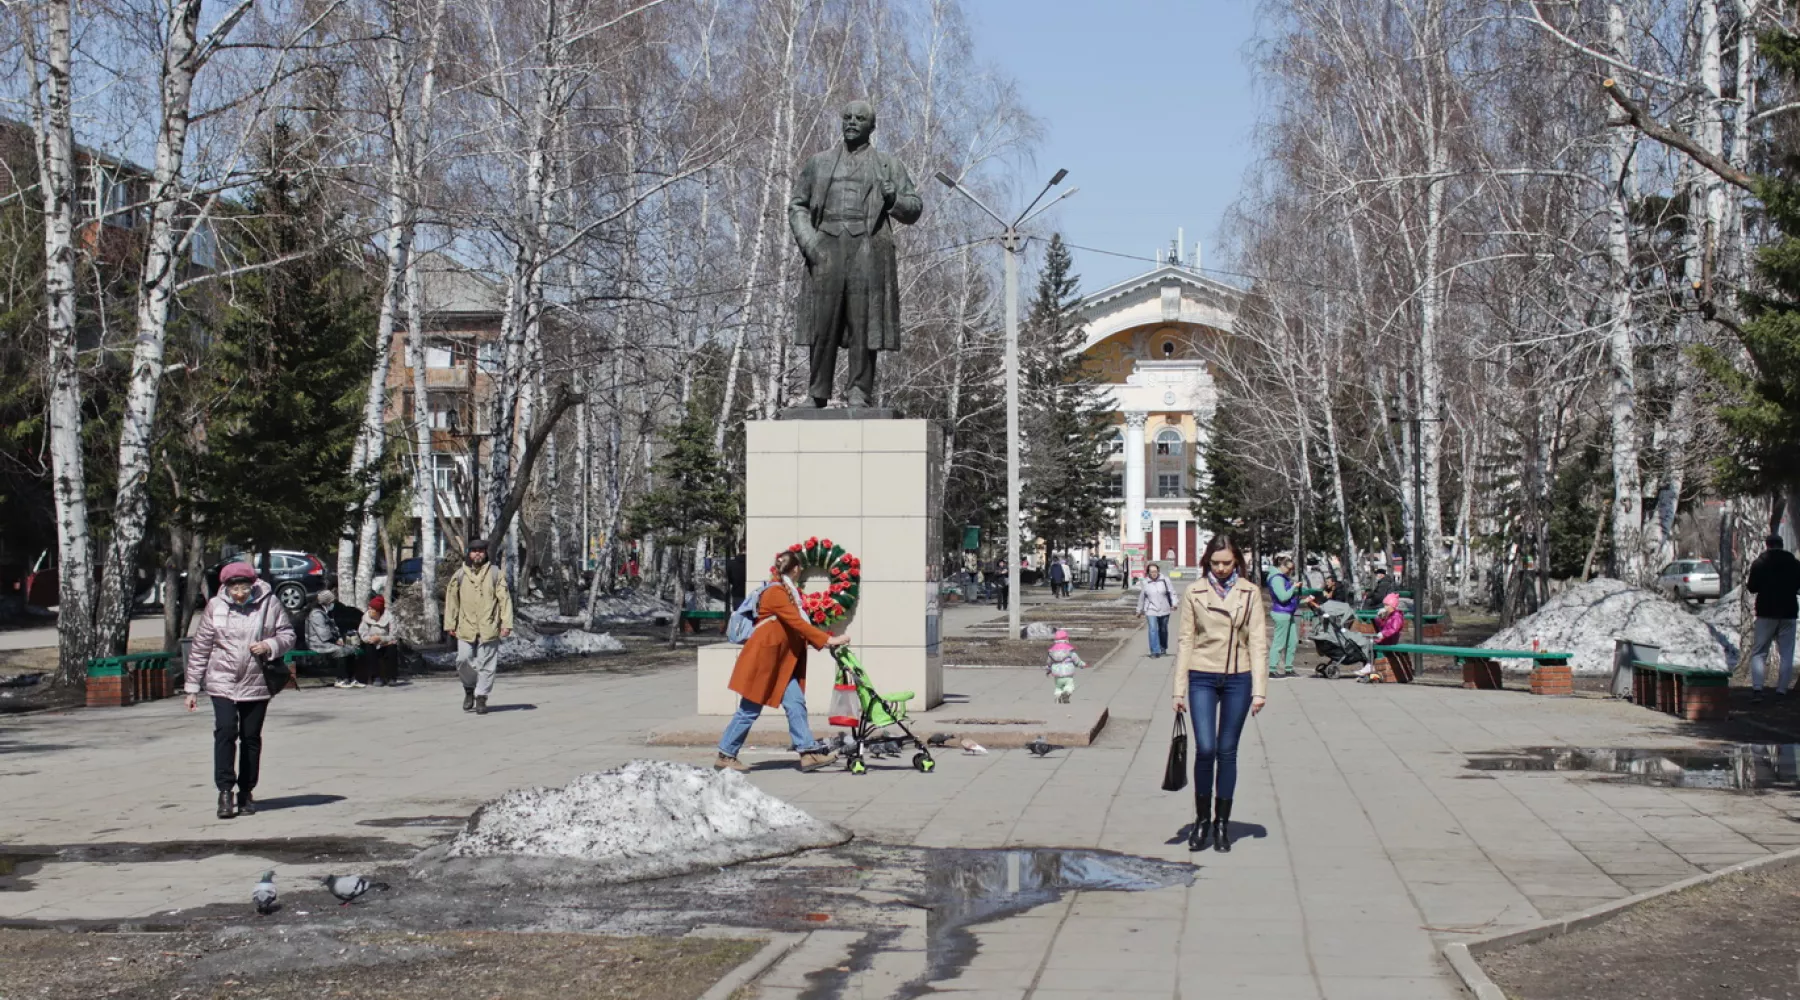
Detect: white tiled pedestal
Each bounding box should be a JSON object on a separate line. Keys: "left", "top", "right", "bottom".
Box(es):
{"left": 695, "top": 417, "right": 944, "bottom": 715}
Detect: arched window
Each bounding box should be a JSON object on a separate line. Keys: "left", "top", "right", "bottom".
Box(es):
{"left": 1109, "top": 429, "right": 1125, "bottom": 455}
{"left": 1154, "top": 428, "right": 1184, "bottom": 458}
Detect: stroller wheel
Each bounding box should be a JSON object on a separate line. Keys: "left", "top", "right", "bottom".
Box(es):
{"left": 913, "top": 753, "right": 935, "bottom": 773}
{"left": 1324, "top": 663, "right": 1339, "bottom": 679}
{"left": 850, "top": 758, "right": 868, "bottom": 775}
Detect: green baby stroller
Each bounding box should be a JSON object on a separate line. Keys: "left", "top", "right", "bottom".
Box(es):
{"left": 828, "top": 646, "right": 936, "bottom": 775}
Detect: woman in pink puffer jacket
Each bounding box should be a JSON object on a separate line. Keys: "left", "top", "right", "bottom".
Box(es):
{"left": 184, "top": 561, "right": 295, "bottom": 819}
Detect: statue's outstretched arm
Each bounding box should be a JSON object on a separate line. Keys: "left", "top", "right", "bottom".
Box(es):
{"left": 890, "top": 160, "right": 923, "bottom": 226}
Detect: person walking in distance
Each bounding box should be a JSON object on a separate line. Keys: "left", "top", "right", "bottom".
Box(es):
{"left": 1137, "top": 562, "right": 1176, "bottom": 658}
{"left": 184, "top": 561, "right": 295, "bottom": 819}
{"left": 1171, "top": 535, "right": 1268, "bottom": 853}
{"left": 1267, "top": 556, "right": 1301, "bottom": 678}
{"left": 1747, "top": 534, "right": 1800, "bottom": 702}
{"left": 445, "top": 538, "right": 513, "bottom": 715}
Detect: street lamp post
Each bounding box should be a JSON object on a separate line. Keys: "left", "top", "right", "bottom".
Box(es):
{"left": 934, "top": 169, "right": 1077, "bottom": 639}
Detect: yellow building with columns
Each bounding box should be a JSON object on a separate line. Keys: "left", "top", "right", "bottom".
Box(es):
{"left": 1074, "top": 249, "right": 1241, "bottom": 572}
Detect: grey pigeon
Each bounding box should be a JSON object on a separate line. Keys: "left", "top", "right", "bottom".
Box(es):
{"left": 321, "top": 874, "right": 389, "bottom": 905}
{"left": 252, "top": 871, "right": 278, "bottom": 915}
{"left": 1025, "top": 737, "right": 1064, "bottom": 757}
{"left": 866, "top": 739, "right": 902, "bottom": 757}
{"left": 927, "top": 733, "right": 953, "bottom": 747}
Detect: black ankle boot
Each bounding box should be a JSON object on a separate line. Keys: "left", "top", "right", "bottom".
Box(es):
{"left": 217, "top": 790, "right": 237, "bottom": 819}
{"left": 237, "top": 790, "right": 256, "bottom": 816}
{"left": 1187, "top": 793, "right": 1213, "bottom": 852}
{"left": 462, "top": 688, "right": 475, "bottom": 712}
{"left": 1213, "top": 797, "right": 1233, "bottom": 853}
{"left": 475, "top": 695, "right": 488, "bottom": 715}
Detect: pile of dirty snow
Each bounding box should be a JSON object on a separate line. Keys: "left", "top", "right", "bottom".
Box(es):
{"left": 421, "top": 620, "right": 623, "bottom": 669}
{"left": 1700, "top": 586, "right": 1749, "bottom": 666}
{"left": 1481, "top": 578, "right": 1729, "bottom": 675}
{"left": 443, "top": 760, "right": 850, "bottom": 883}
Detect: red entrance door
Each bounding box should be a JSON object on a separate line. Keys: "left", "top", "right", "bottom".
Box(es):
{"left": 1185, "top": 523, "right": 1199, "bottom": 566}
{"left": 1159, "top": 522, "right": 1179, "bottom": 563}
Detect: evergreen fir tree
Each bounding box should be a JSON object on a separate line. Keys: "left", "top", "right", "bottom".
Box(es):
{"left": 193, "top": 125, "right": 380, "bottom": 556}
{"left": 626, "top": 403, "right": 740, "bottom": 588}
{"left": 1020, "top": 234, "right": 1112, "bottom": 555}
{"left": 1192, "top": 403, "right": 1251, "bottom": 532}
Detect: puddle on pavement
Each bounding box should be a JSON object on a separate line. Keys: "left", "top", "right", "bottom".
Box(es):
{"left": 1467, "top": 746, "right": 1800, "bottom": 791}
{"left": 0, "top": 837, "right": 415, "bottom": 868}
{"left": 356, "top": 816, "right": 468, "bottom": 829}
{"left": 0, "top": 851, "right": 52, "bottom": 885}
{"left": 820, "top": 847, "right": 1193, "bottom": 1000}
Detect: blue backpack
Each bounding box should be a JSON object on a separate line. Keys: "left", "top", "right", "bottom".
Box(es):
{"left": 726, "top": 584, "right": 772, "bottom": 643}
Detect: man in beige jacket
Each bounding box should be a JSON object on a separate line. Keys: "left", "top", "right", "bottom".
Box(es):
{"left": 444, "top": 538, "right": 513, "bottom": 715}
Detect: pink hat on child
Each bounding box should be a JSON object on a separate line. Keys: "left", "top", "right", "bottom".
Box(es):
{"left": 1382, "top": 592, "right": 1401, "bottom": 610}
{"left": 1054, "top": 629, "right": 1068, "bottom": 640}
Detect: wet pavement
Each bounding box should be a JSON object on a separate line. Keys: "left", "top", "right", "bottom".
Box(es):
{"left": 1467, "top": 745, "right": 1800, "bottom": 791}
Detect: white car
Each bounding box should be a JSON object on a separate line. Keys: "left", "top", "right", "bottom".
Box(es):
{"left": 1656, "top": 559, "right": 1722, "bottom": 603}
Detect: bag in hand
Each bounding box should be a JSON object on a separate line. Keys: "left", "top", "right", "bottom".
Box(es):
{"left": 1161, "top": 713, "right": 1189, "bottom": 792}
{"left": 258, "top": 654, "right": 292, "bottom": 697}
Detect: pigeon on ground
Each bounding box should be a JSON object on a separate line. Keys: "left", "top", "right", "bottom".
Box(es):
{"left": 960, "top": 739, "right": 988, "bottom": 755}
{"left": 252, "top": 871, "right": 278, "bottom": 915}
{"left": 866, "top": 739, "right": 902, "bottom": 757}
{"left": 1025, "top": 737, "right": 1064, "bottom": 757}
{"left": 321, "top": 874, "right": 389, "bottom": 905}
{"left": 927, "top": 733, "right": 953, "bottom": 747}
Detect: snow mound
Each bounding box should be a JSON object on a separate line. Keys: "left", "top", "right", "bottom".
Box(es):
{"left": 1700, "top": 587, "right": 1749, "bottom": 666}
{"left": 1481, "top": 578, "right": 1729, "bottom": 675}
{"left": 422, "top": 621, "right": 624, "bottom": 669}
{"left": 444, "top": 760, "right": 850, "bottom": 883}
{"left": 1024, "top": 622, "right": 1057, "bottom": 640}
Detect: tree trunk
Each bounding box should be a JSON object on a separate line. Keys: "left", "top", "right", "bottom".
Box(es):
{"left": 30, "top": 1, "right": 95, "bottom": 684}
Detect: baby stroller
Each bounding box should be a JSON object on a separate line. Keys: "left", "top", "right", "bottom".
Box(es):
{"left": 1312, "top": 600, "right": 1372, "bottom": 678}
{"left": 828, "top": 646, "right": 936, "bottom": 775}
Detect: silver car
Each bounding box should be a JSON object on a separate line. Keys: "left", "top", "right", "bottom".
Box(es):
{"left": 1656, "top": 559, "right": 1722, "bottom": 603}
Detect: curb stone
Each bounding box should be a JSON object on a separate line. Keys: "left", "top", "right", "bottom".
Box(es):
{"left": 688, "top": 928, "right": 804, "bottom": 1000}
{"left": 1442, "top": 843, "right": 1800, "bottom": 999}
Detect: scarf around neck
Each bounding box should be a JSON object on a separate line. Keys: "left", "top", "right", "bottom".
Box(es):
{"left": 1206, "top": 570, "right": 1240, "bottom": 599}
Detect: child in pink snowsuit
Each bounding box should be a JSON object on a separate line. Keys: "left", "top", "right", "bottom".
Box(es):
{"left": 1046, "top": 629, "right": 1087, "bottom": 703}
{"left": 1359, "top": 592, "right": 1408, "bottom": 681}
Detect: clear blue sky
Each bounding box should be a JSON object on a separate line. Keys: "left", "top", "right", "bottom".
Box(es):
{"left": 966, "top": 0, "right": 1261, "bottom": 291}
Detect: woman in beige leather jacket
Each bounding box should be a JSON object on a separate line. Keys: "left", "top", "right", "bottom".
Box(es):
{"left": 1170, "top": 534, "right": 1268, "bottom": 853}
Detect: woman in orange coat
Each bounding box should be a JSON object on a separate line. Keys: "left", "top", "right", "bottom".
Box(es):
{"left": 717, "top": 549, "right": 852, "bottom": 772}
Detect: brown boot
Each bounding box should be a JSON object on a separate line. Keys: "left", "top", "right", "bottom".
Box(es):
{"left": 798, "top": 749, "right": 838, "bottom": 772}
{"left": 714, "top": 753, "right": 749, "bottom": 773}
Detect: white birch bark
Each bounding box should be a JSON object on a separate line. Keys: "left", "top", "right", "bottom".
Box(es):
{"left": 96, "top": 0, "right": 255, "bottom": 656}
{"left": 1603, "top": 0, "right": 1645, "bottom": 585}
{"left": 28, "top": 0, "right": 95, "bottom": 682}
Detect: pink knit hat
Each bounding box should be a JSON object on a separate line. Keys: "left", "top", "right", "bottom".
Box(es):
{"left": 1054, "top": 629, "right": 1068, "bottom": 640}
{"left": 1382, "top": 592, "right": 1400, "bottom": 610}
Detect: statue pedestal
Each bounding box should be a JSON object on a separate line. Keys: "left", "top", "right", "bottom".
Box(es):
{"left": 697, "top": 417, "right": 944, "bottom": 714}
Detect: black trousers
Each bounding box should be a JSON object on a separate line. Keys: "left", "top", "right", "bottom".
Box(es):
{"left": 211, "top": 696, "right": 269, "bottom": 793}
{"left": 360, "top": 644, "right": 399, "bottom": 684}
{"left": 806, "top": 232, "right": 878, "bottom": 403}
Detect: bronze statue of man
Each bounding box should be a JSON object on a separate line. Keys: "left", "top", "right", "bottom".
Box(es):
{"left": 788, "top": 100, "right": 923, "bottom": 408}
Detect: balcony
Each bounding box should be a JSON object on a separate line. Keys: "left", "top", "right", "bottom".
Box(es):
{"left": 425, "top": 366, "right": 470, "bottom": 388}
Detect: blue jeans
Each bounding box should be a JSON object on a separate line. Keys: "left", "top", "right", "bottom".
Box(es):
{"left": 718, "top": 678, "right": 824, "bottom": 757}
{"left": 1188, "top": 671, "right": 1253, "bottom": 799}
{"left": 1147, "top": 615, "right": 1170, "bottom": 656}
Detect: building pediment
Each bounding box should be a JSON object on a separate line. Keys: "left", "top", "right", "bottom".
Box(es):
{"left": 1074, "top": 264, "right": 1242, "bottom": 357}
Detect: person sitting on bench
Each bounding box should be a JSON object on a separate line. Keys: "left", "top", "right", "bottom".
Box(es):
{"left": 1358, "top": 593, "right": 1408, "bottom": 682}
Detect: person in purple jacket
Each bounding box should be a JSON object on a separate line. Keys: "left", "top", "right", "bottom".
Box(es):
{"left": 184, "top": 561, "right": 296, "bottom": 819}
{"left": 1266, "top": 556, "right": 1301, "bottom": 677}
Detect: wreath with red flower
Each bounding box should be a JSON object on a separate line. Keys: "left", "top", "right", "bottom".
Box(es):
{"left": 775, "top": 537, "right": 862, "bottom": 626}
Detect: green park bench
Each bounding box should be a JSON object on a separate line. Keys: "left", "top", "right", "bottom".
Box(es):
{"left": 679, "top": 609, "right": 729, "bottom": 635}
{"left": 1630, "top": 660, "right": 1729, "bottom": 721}
{"left": 85, "top": 651, "right": 176, "bottom": 707}
{"left": 1371, "top": 643, "right": 1572, "bottom": 692}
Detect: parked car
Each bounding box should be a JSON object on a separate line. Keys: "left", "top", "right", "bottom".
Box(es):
{"left": 1656, "top": 559, "right": 1722, "bottom": 603}
{"left": 367, "top": 557, "right": 423, "bottom": 598}
{"left": 205, "top": 551, "right": 334, "bottom": 612}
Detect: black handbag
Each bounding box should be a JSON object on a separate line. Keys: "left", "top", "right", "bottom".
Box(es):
{"left": 1161, "top": 713, "right": 1189, "bottom": 792}
{"left": 259, "top": 654, "right": 291, "bottom": 697}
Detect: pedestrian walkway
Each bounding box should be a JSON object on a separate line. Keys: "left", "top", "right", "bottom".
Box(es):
{"left": 4, "top": 628, "right": 1798, "bottom": 998}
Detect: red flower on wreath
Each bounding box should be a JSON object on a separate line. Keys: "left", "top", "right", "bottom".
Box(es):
{"left": 779, "top": 539, "right": 861, "bottom": 628}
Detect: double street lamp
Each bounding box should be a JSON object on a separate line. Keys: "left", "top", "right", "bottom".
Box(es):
{"left": 934, "top": 168, "right": 1077, "bottom": 639}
